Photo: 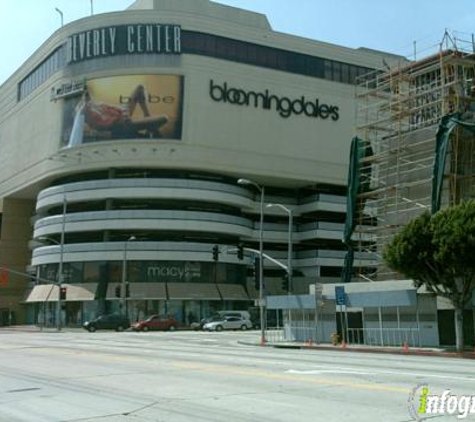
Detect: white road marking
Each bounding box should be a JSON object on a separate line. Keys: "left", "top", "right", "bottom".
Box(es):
{"left": 284, "top": 366, "right": 475, "bottom": 383}
{"left": 286, "top": 369, "right": 372, "bottom": 375}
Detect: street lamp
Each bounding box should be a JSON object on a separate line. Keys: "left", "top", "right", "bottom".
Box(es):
{"left": 237, "top": 178, "right": 266, "bottom": 345}
{"left": 39, "top": 195, "right": 66, "bottom": 331}
{"left": 38, "top": 236, "right": 63, "bottom": 331}
{"left": 121, "top": 236, "right": 136, "bottom": 316}
{"left": 266, "top": 203, "right": 293, "bottom": 294}
{"left": 55, "top": 8, "right": 64, "bottom": 27}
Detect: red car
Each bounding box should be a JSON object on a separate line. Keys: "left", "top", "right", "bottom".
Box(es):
{"left": 131, "top": 315, "right": 178, "bottom": 332}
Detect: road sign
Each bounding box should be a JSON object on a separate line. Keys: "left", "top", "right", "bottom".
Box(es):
{"left": 335, "top": 286, "right": 347, "bottom": 306}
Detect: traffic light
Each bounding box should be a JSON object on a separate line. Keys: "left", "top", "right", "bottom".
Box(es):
{"left": 212, "top": 245, "right": 220, "bottom": 262}
{"left": 237, "top": 243, "right": 244, "bottom": 260}
{"left": 59, "top": 286, "right": 67, "bottom": 301}
{"left": 254, "top": 257, "right": 261, "bottom": 290}
{"left": 115, "top": 285, "right": 121, "bottom": 298}
{"left": 125, "top": 283, "right": 130, "bottom": 298}
{"left": 282, "top": 274, "right": 289, "bottom": 292}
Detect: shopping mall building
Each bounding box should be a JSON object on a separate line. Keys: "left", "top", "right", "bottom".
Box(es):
{"left": 0, "top": 0, "right": 400, "bottom": 326}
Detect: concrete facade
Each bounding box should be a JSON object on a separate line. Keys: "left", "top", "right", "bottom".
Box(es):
{"left": 0, "top": 0, "right": 400, "bottom": 325}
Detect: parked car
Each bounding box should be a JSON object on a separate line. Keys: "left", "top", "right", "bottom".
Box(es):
{"left": 131, "top": 315, "right": 178, "bottom": 332}
{"left": 191, "top": 314, "right": 223, "bottom": 330}
{"left": 203, "top": 316, "right": 253, "bottom": 331}
{"left": 83, "top": 314, "right": 130, "bottom": 332}
{"left": 191, "top": 311, "right": 251, "bottom": 330}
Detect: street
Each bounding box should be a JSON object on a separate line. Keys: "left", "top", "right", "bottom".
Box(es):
{"left": 0, "top": 329, "right": 473, "bottom": 421}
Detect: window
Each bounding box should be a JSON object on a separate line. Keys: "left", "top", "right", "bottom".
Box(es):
{"left": 182, "top": 31, "right": 371, "bottom": 85}
{"left": 18, "top": 46, "right": 65, "bottom": 100}
{"left": 332, "top": 62, "right": 342, "bottom": 82}
{"left": 18, "top": 31, "right": 373, "bottom": 101}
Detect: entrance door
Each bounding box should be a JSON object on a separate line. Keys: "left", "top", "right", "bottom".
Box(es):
{"left": 0, "top": 309, "right": 10, "bottom": 326}
{"left": 438, "top": 310, "right": 475, "bottom": 347}
{"left": 336, "top": 311, "right": 364, "bottom": 344}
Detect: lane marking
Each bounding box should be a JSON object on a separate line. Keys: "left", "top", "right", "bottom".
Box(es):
{"left": 286, "top": 369, "right": 373, "bottom": 375}
{"left": 286, "top": 365, "right": 475, "bottom": 383}
{"left": 4, "top": 341, "right": 475, "bottom": 385}
{"left": 172, "top": 361, "right": 409, "bottom": 394}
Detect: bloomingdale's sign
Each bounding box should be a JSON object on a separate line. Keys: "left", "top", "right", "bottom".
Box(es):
{"left": 209, "top": 79, "right": 340, "bottom": 120}
{"left": 66, "top": 24, "right": 181, "bottom": 64}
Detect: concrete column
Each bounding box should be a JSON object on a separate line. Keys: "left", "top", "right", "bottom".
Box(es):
{"left": 0, "top": 198, "right": 35, "bottom": 324}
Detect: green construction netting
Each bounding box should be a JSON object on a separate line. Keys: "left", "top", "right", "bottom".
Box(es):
{"left": 343, "top": 137, "right": 372, "bottom": 244}
{"left": 432, "top": 113, "right": 475, "bottom": 213}
{"left": 342, "top": 137, "right": 373, "bottom": 282}
{"left": 341, "top": 114, "right": 475, "bottom": 283}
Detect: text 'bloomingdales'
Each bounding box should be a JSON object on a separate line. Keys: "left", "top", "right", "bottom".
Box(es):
{"left": 209, "top": 80, "right": 340, "bottom": 120}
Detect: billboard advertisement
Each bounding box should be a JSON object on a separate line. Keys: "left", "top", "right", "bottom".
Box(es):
{"left": 62, "top": 75, "right": 183, "bottom": 147}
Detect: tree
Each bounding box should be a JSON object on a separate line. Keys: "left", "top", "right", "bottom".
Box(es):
{"left": 383, "top": 201, "right": 475, "bottom": 352}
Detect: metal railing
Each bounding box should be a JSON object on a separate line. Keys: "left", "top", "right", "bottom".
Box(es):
{"left": 266, "top": 325, "right": 317, "bottom": 343}
{"left": 346, "top": 327, "right": 421, "bottom": 347}
{"left": 265, "top": 325, "right": 421, "bottom": 347}
{"left": 265, "top": 328, "right": 286, "bottom": 343}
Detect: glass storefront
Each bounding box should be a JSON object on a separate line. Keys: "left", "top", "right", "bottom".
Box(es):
{"left": 28, "top": 299, "right": 252, "bottom": 327}
{"left": 31, "top": 260, "right": 250, "bottom": 326}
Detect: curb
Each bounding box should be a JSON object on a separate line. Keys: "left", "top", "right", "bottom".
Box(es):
{"left": 237, "top": 341, "right": 475, "bottom": 359}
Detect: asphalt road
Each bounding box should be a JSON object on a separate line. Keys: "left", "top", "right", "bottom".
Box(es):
{"left": 0, "top": 329, "right": 473, "bottom": 422}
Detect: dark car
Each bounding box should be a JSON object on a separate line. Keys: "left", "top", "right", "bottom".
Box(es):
{"left": 83, "top": 314, "right": 130, "bottom": 332}
{"left": 131, "top": 315, "right": 178, "bottom": 332}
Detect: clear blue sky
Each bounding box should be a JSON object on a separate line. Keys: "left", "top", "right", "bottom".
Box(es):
{"left": 1, "top": 0, "right": 474, "bottom": 85}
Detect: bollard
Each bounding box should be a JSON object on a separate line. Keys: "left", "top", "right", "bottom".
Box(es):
{"left": 402, "top": 341, "right": 409, "bottom": 353}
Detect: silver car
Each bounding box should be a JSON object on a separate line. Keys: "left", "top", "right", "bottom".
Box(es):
{"left": 203, "top": 316, "right": 253, "bottom": 331}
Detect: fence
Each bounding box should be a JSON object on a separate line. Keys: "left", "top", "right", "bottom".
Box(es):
{"left": 346, "top": 327, "right": 420, "bottom": 347}
{"left": 265, "top": 328, "right": 285, "bottom": 343}
{"left": 265, "top": 325, "right": 420, "bottom": 347}
{"left": 265, "top": 324, "right": 316, "bottom": 343}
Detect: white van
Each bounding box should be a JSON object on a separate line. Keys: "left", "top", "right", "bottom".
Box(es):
{"left": 217, "top": 310, "right": 251, "bottom": 321}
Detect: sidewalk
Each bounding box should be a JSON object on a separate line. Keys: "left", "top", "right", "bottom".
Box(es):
{"left": 0, "top": 325, "right": 84, "bottom": 333}
{"left": 238, "top": 339, "right": 475, "bottom": 359}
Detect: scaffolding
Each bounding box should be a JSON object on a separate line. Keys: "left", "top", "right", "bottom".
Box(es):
{"left": 353, "top": 31, "right": 475, "bottom": 281}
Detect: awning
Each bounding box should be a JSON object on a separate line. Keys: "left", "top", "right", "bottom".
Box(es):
{"left": 346, "top": 290, "right": 417, "bottom": 307}
{"left": 168, "top": 283, "right": 221, "bottom": 300}
{"left": 24, "top": 284, "right": 97, "bottom": 302}
{"left": 267, "top": 295, "right": 316, "bottom": 310}
{"left": 64, "top": 284, "right": 97, "bottom": 301}
{"left": 322, "top": 280, "right": 418, "bottom": 308}
{"left": 217, "top": 284, "right": 249, "bottom": 301}
{"left": 25, "top": 285, "right": 56, "bottom": 303}
{"left": 129, "top": 283, "right": 167, "bottom": 300}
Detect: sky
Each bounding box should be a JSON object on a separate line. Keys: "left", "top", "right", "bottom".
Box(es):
{"left": 1, "top": 0, "right": 474, "bottom": 86}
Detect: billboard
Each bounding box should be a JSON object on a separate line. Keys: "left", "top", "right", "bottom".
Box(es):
{"left": 62, "top": 75, "right": 183, "bottom": 147}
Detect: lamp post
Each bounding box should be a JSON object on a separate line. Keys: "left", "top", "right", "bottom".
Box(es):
{"left": 38, "top": 235, "right": 64, "bottom": 329}
{"left": 237, "top": 178, "right": 266, "bottom": 345}
{"left": 266, "top": 203, "right": 293, "bottom": 294}
{"left": 121, "top": 236, "right": 136, "bottom": 316}
{"left": 55, "top": 8, "right": 64, "bottom": 27}
{"left": 40, "top": 195, "right": 67, "bottom": 331}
